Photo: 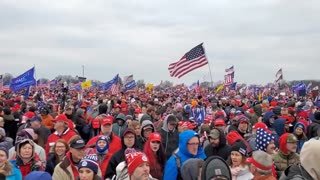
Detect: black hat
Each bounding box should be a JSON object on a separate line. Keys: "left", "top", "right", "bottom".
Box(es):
{"left": 70, "top": 139, "right": 86, "bottom": 149}
{"left": 231, "top": 140, "right": 247, "bottom": 156}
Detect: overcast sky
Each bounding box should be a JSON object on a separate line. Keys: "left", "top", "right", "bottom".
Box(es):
{"left": 0, "top": 0, "right": 319, "bottom": 85}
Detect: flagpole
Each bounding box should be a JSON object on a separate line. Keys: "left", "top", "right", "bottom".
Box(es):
{"left": 34, "top": 64, "right": 37, "bottom": 91}
{"left": 206, "top": 57, "right": 214, "bottom": 88}
{"left": 202, "top": 44, "right": 214, "bottom": 88}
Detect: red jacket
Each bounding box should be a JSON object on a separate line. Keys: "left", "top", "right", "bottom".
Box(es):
{"left": 15, "top": 154, "right": 44, "bottom": 179}
{"left": 45, "top": 128, "right": 78, "bottom": 156}
{"left": 86, "top": 133, "right": 121, "bottom": 153}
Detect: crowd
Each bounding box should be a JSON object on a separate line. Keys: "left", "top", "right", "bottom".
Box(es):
{"left": 0, "top": 85, "right": 319, "bottom": 180}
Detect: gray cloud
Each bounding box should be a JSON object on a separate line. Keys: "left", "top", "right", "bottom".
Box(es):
{"left": 0, "top": 0, "right": 319, "bottom": 85}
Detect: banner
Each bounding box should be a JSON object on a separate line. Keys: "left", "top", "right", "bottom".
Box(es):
{"left": 10, "top": 67, "right": 36, "bottom": 91}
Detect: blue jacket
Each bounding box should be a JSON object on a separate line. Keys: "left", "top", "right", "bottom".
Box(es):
{"left": 163, "top": 130, "right": 206, "bottom": 180}
{"left": 7, "top": 160, "right": 22, "bottom": 180}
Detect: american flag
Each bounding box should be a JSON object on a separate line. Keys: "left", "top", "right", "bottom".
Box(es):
{"left": 225, "top": 66, "right": 234, "bottom": 73}
{"left": 275, "top": 68, "right": 283, "bottom": 83}
{"left": 224, "top": 72, "right": 234, "bottom": 86}
{"left": 110, "top": 84, "right": 119, "bottom": 95}
{"left": 168, "top": 43, "right": 208, "bottom": 78}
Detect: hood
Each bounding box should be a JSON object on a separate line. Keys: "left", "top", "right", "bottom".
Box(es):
{"left": 279, "top": 133, "right": 290, "bottom": 154}
{"left": 116, "top": 113, "right": 126, "bottom": 121}
{"left": 263, "top": 111, "right": 275, "bottom": 127}
{"left": 121, "top": 131, "right": 138, "bottom": 150}
{"left": 16, "top": 139, "right": 35, "bottom": 161}
{"left": 213, "top": 128, "right": 227, "bottom": 146}
{"left": 181, "top": 158, "right": 204, "bottom": 180}
{"left": 300, "top": 138, "right": 320, "bottom": 180}
{"left": 179, "top": 130, "right": 205, "bottom": 158}
{"left": 140, "top": 114, "right": 152, "bottom": 122}
{"left": 162, "top": 114, "right": 177, "bottom": 132}
{"left": 293, "top": 122, "right": 305, "bottom": 134}
{"left": 140, "top": 120, "right": 155, "bottom": 138}
{"left": 273, "top": 118, "right": 286, "bottom": 137}
{"left": 75, "top": 108, "right": 85, "bottom": 117}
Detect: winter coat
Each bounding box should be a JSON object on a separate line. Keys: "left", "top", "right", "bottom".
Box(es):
{"left": 86, "top": 133, "right": 122, "bottom": 155}
{"left": 230, "top": 165, "right": 253, "bottom": 180}
{"left": 12, "top": 139, "right": 44, "bottom": 179}
{"left": 163, "top": 130, "right": 206, "bottom": 180}
{"left": 204, "top": 128, "right": 231, "bottom": 161}
{"left": 9, "top": 143, "right": 46, "bottom": 168}
{"left": 41, "top": 114, "right": 54, "bottom": 130}
{"left": 273, "top": 148, "right": 300, "bottom": 177}
{"left": 52, "top": 152, "right": 79, "bottom": 180}
{"left": 45, "top": 127, "right": 78, "bottom": 155}
{"left": 86, "top": 148, "right": 113, "bottom": 178}
{"left": 158, "top": 114, "right": 179, "bottom": 160}
{"left": 279, "top": 163, "right": 313, "bottom": 180}
{"left": 112, "top": 113, "right": 127, "bottom": 137}
{"left": 3, "top": 160, "right": 23, "bottom": 180}
{"left": 45, "top": 152, "right": 63, "bottom": 175}
{"left": 307, "top": 118, "right": 320, "bottom": 139}
{"left": 253, "top": 175, "right": 276, "bottom": 180}
{"left": 137, "top": 120, "right": 155, "bottom": 150}
{"left": 104, "top": 131, "right": 139, "bottom": 179}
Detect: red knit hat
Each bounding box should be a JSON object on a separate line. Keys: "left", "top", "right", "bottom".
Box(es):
{"left": 126, "top": 152, "right": 149, "bottom": 175}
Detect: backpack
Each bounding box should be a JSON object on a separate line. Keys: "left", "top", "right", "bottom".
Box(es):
{"left": 173, "top": 153, "right": 183, "bottom": 180}
{"left": 281, "top": 164, "right": 310, "bottom": 180}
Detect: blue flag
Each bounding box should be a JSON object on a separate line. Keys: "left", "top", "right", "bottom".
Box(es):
{"left": 125, "top": 80, "right": 136, "bottom": 91}
{"left": 99, "top": 74, "right": 119, "bottom": 91}
{"left": 10, "top": 67, "right": 36, "bottom": 91}
{"left": 230, "top": 82, "right": 237, "bottom": 90}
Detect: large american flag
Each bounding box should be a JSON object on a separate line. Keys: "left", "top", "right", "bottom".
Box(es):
{"left": 168, "top": 43, "right": 208, "bottom": 78}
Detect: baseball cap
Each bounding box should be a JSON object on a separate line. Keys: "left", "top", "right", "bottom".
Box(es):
{"left": 143, "top": 125, "right": 153, "bottom": 130}
{"left": 149, "top": 132, "right": 161, "bottom": 142}
{"left": 52, "top": 114, "right": 69, "bottom": 123}
{"left": 214, "top": 119, "right": 226, "bottom": 126}
{"left": 123, "top": 128, "right": 136, "bottom": 137}
{"left": 209, "top": 129, "right": 220, "bottom": 139}
{"left": 70, "top": 139, "right": 86, "bottom": 149}
{"left": 30, "top": 116, "right": 42, "bottom": 123}
{"left": 101, "top": 117, "right": 113, "bottom": 126}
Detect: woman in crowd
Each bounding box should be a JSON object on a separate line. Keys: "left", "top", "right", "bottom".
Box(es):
{"left": 12, "top": 138, "right": 43, "bottom": 178}
{"left": 45, "top": 139, "right": 69, "bottom": 175}
{"left": 0, "top": 146, "right": 22, "bottom": 180}
{"left": 227, "top": 140, "right": 253, "bottom": 180}
{"left": 105, "top": 128, "right": 139, "bottom": 179}
{"left": 78, "top": 154, "right": 102, "bottom": 180}
{"left": 144, "top": 132, "right": 165, "bottom": 180}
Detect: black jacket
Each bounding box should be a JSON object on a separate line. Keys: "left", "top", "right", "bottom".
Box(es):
{"left": 158, "top": 115, "right": 179, "bottom": 160}
{"left": 204, "top": 128, "right": 231, "bottom": 161}
{"left": 104, "top": 130, "right": 139, "bottom": 179}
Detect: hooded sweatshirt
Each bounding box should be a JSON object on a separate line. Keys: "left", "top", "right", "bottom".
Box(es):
{"left": 104, "top": 130, "right": 139, "bottom": 179}
{"left": 273, "top": 133, "right": 300, "bottom": 177}
{"left": 204, "top": 128, "right": 231, "bottom": 161}
{"left": 137, "top": 120, "right": 155, "bottom": 150}
{"left": 112, "top": 113, "right": 127, "bottom": 137}
{"left": 293, "top": 122, "right": 308, "bottom": 153}
{"left": 13, "top": 139, "right": 43, "bottom": 178}
{"left": 163, "top": 130, "right": 206, "bottom": 180}
{"left": 158, "top": 114, "right": 179, "bottom": 160}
